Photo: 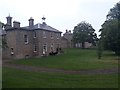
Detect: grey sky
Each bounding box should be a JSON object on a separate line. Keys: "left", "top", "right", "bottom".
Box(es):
{"left": 0, "top": 0, "right": 119, "bottom": 35}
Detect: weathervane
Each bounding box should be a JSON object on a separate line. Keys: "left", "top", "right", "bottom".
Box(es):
{"left": 42, "top": 16, "right": 46, "bottom": 24}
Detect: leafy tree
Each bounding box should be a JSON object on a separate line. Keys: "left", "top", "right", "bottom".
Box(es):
{"left": 99, "top": 2, "right": 120, "bottom": 56}
{"left": 0, "top": 21, "right": 2, "bottom": 48}
{"left": 0, "top": 21, "right": 2, "bottom": 28}
{"left": 0, "top": 21, "right": 7, "bottom": 49}
{"left": 73, "top": 21, "right": 98, "bottom": 48}
{"left": 107, "top": 2, "right": 120, "bottom": 20}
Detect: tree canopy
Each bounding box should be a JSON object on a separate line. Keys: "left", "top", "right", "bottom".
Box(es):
{"left": 99, "top": 2, "right": 120, "bottom": 56}
{"left": 73, "top": 21, "right": 97, "bottom": 48}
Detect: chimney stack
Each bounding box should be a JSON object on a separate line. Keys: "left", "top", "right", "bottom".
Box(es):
{"left": 29, "top": 17, "right": 34, "bottom": 27}
{"left": 69, "top": 30, "right": 71, "bottom": 33}
{"left": 6, "top": 15, "right": 12, "bottom": 28}
{"left": 13, "top": 21, "right": 20, "bottom": 28}
{"left": 66, "top": 29, "right": 68, "bottom": 33}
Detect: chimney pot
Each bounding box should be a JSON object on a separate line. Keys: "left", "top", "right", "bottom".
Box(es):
{"left": 29, "top": 17, "right": 34, "bottom": 27}
{"left": 6, "top": 15, "right": 12, "bottom": 28}
{"left": 13, "top": 21, "right": 20, "bottom": 28}
{"left": 66, "top": 29, "right": 68, "bottom": 33}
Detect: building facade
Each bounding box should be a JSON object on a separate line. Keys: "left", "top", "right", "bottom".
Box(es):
{"left": 61, "top": 30, "right": 73, "bottom": 48}
{"left": 2, "top": 16, "right": 62, "bottom": 59}
{"left": 2, "top": 15, "right": 92, "bottom": 59}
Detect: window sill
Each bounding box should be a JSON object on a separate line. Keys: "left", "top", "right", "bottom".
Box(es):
{"left": 43, "top": 37, "right": 47, "bottom": 38}
{"left": 33, "top": 37, "right": 36, "bottom": 38}
{"left": 51, "top": 37, "right": 54, "bottom": 39}
{"left": 25, "top": 42, "right": 29, "bottom": 45}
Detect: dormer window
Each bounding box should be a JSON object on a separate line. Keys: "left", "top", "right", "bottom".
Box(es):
{"left": 24, "top": 35, "right": 28, "bottom": 44}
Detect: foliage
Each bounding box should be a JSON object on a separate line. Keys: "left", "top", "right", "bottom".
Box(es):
{"left": 0, "top": 21, "right": 4, "bottom": 28}
{"left": 0, "top": 21, "right": 7, "bottom": 49}
{"left": 107, "top": 2, "right": 120, "bottom": 20}
{"left": 73, "top": 21, "right": 98, "bottom": 48}
{"left": 99, "top": 2, "right": 120, "bottom": 56}
{"left": 2, "top": 38, "right": 8, "bottom": 49}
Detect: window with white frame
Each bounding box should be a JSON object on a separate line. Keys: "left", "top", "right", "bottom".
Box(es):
{"left": 34, "top": 45, "right": 37, "bottom": 52}
{"left": 51, "top": 32, "right": 53, "bottom": 39}
{"left": 24, "top": 35, "right": 28, "bottom": 44}
{"left": 50, "top": 44, "right": 54, "bottom": 52}
{"left": 43, "top": 44, "right": 47, "bottom": 53}
{"left": 10, "top": 48, "right": 14, "bottom": 55}
{"left": 33, "top": 31, "right": 36, "bottom": 38}
{"left": 57, "top": 34, "right": 60, "bottom": 39}
{"left": 43, "top": 31, "right": 46, "bottom": 38}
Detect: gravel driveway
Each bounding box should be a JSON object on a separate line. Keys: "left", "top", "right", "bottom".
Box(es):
{"left": 3, "top": 62, "right": 118, "bottom": 75}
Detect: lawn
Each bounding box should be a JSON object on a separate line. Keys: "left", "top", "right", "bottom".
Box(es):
{"left": 8, "top": 48, "right": 118, "bottom": 70}
{"left": 3, "top": 48, "right": 119, "bottom": 88}
{"left": 3, "top": 67, "right": 118, "bottom": 88}
{"left": 0, "top": 67, "right": 2, "bottom": 89}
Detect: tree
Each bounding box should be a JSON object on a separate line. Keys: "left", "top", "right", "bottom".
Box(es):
{"left": 0, "top": 21, "right": 7, "bottom": 49}
{"left": 99, "top": 2, "right": 120, "bottom": 56}
{"left": 73, "top": 21, "right": 98, "bottom": 48}
{"left": 107, "top": 2, "right": 120, "bottom": 20}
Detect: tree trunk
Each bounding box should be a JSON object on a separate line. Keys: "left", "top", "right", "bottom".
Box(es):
{"left": 82, "top": 42, "right": 85, "bottom": 49}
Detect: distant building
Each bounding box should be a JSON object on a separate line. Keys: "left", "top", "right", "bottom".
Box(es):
{"left": 61, "top": 30, "right": 73, "bottom": 48}
{"left": 61, "top": 29, "right": 92, "bottom": 49}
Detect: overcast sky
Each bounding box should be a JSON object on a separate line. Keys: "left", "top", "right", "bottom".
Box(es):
{"left": 0, "top": 0, "right": 119, "bottom": 35}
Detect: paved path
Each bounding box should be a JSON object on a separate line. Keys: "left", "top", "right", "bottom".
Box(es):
{"left": 3, "top": 62, "right": 118, "bottom": 75}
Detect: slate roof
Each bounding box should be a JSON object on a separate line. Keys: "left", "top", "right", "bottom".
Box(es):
{"left": 23, "top": 23, "right": 62, "bottom": 33}
{"left": 34, "top": 23, "right": 62, "bottom": 33}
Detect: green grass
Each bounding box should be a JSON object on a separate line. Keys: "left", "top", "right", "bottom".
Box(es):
{"left": 3, "top": 67, "right": 118, "bottom": 88}
{"left": 0, "top": 67, "right": 2, "bottom": 89}
{"left": 3, "top": 48, "right": 119, "bottom": 88}
{"left": 9, "top": 48, "right": 118, "bottom": 70}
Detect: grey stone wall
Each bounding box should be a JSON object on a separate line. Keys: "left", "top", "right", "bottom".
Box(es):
{"left": 4, "top": 29, "right": 35, "bottom": 59}
{"left": 36, "top": 29, "right": 61, "bottom": 56}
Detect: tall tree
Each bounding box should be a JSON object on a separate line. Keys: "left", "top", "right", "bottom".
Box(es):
{"left": 0, "top": 21, "right": 7, "bottom": 49}
{"left": 99, "top": 2, "right": 120, "bottom": 56}
{"left": 107, "top": 2, "right": 120, "bottom": 20}
{"left": 73, "top": 21, "right": 97, "bottom": 48}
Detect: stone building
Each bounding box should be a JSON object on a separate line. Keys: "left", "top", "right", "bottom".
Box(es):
{"left": 2, "top": 15, "right": 62, "bottom": 59}
{"left": 61, "top": 30, "right": 73, "bottom": 48}
{"left": 61, "top": 29, "right": 92, "bottom": 49}
{"left": 2, "top": 15, "right": 92, "bottom": 59}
